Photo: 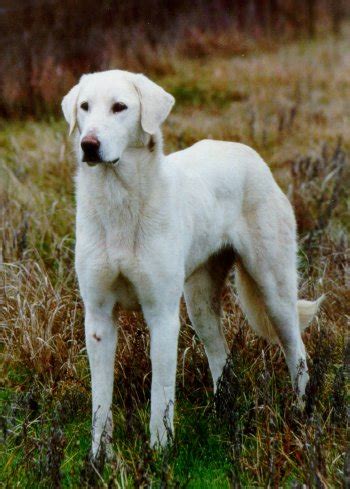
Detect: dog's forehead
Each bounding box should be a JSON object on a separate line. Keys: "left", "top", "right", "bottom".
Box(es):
{"left": 79, "top": 70, "right": 137, "bottom": 102}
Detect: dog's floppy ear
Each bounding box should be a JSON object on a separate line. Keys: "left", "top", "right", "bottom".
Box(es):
{"left": 62, "top": 84, "right": 80, "bottom": 135}
{"left": 133, "top": 74, "right": 175, "bottom": 135}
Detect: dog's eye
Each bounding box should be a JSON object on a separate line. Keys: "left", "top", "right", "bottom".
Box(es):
{"left": 112, "top": 102, "right": 127, "bottom": 113}
{"left": 80, "top": 102, "right": 89, "bottom": 111}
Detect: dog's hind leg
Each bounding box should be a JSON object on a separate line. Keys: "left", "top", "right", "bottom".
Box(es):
{"left": 235, "top": 205, "right": 318, "bottom": 397}
{"left": 184, "top": 247, "right": 235, "bottom": 390}
{"left": 236, "top": 258, "right": 310, "bottom": 394}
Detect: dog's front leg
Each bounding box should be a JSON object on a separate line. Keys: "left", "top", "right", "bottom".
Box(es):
{"left": 143, "top": 304, "right": 181, "bottom": 448}
{"left": 84, "top": 301, "right": 117, "bottom": 460}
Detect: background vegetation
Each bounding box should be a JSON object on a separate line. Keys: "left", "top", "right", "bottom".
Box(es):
{"left": 1, "top": 1, "right": 349, "bottom": 487}
{"left": 0, "top": 0, "right": 348, "bottom": 117}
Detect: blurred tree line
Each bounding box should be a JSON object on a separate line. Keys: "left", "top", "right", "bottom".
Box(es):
{"left": 0, "top": 0, "right": 348, "bottom": 117}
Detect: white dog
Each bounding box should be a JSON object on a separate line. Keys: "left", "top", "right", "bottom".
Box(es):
{"left": 62, "top": 70, "right": 322, "bottom": 458}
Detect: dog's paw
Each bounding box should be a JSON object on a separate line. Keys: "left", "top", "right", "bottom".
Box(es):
{"left": 90, "top": 440, "right": 115, "bottom": 469}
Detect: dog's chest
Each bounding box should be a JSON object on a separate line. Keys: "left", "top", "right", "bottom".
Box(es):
{"left": 102, "top": 230, "right": 143, "bottom": 305}
{"left": 102, "top": 221, "right": 159, "bottom": 311}
{"left": 77, "top": 173, "right": 172, "bottom": 310}
{"left": 76, "top": 215, "right": 147, "bottom": 311}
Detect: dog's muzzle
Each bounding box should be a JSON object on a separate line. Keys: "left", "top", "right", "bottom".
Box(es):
{"left": 81, "top": 135, "right": 119, "bottom": 166}
{"left": 81, "top": 135, "right": 101, "bottom": 163}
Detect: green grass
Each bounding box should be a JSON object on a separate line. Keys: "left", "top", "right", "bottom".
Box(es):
{"left": 1, "top": 384, "right": 232, "bottom": 487}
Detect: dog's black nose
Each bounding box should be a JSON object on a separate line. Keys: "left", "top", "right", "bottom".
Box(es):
{"left": 81, "top": 135, "right": 101, "bottom": 161}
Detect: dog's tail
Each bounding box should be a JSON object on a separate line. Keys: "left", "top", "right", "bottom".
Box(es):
{"left": 297, "top": 297, "right": 325, "bottom": 332}
{"left": 235, "top": 261, "right": 324, "bottom": 343}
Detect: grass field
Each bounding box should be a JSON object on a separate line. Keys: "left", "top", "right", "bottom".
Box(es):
{"left": 1, "top": 29, "right": 349, "bottom": 487}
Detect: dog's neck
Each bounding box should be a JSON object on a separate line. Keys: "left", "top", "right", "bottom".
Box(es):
{"left": 77, "top": 130, "right": 169, "bottom": 224}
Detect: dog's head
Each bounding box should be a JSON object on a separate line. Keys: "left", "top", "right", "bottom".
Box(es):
{"left": 62, "top": 70, "right": 174, "bottom": 166}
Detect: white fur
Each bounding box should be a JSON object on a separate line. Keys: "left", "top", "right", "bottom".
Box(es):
{"left": 62, "top": 70, "right": 321, "bottom": 458}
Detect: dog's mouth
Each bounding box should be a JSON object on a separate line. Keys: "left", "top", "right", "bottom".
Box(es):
{"left": 84, "top": 158, "right": 120, "bottom": 167}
